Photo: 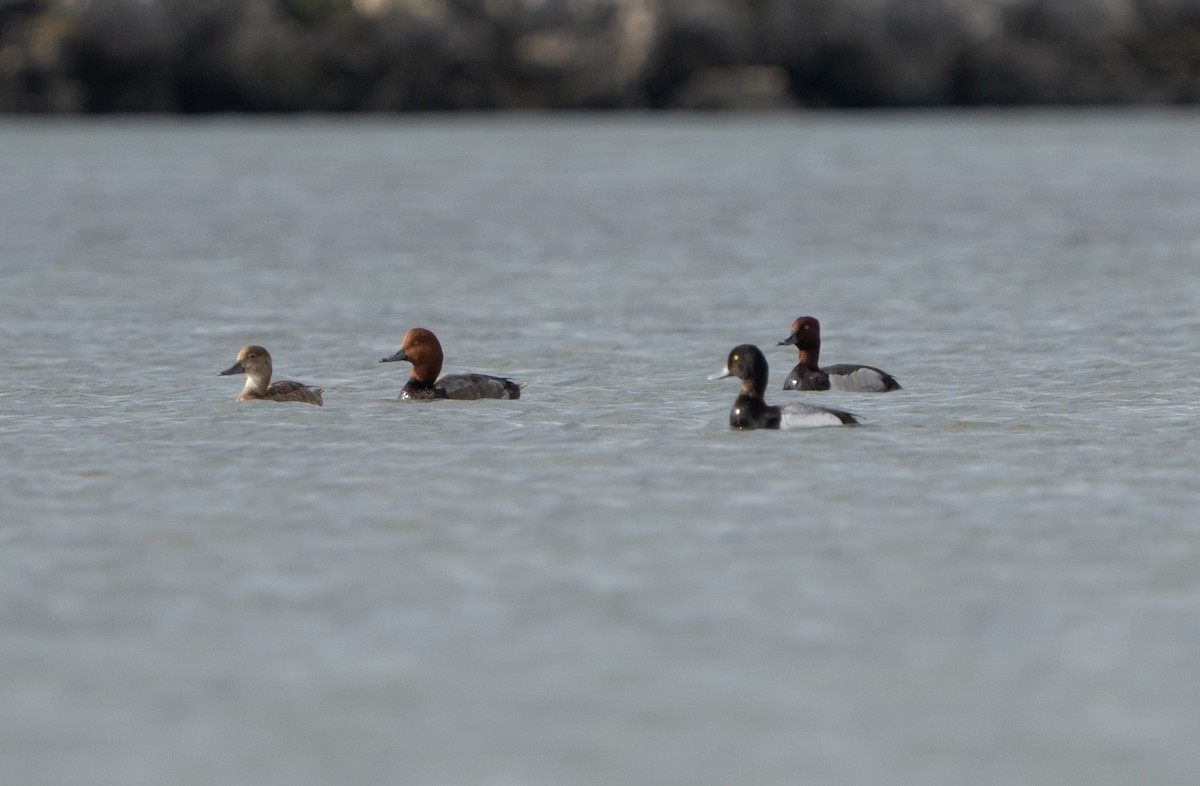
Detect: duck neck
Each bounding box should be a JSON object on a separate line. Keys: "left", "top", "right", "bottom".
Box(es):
{"left": 408, "top": 359, "right": 442, "bottom": 387}
{"left": 406, "top": 374, "right": 438, "bottom": 391}
{"left": 408, "top": 355, "right": 442, "bottom": 386}
{"left": 242, "top": 372, "right": 270, "bottom": 398}
{"left": 796, "top": 346, "right": 819, "bottom": 370}
{"left": 740, "top": 366, "right": 768, "bottom": 400}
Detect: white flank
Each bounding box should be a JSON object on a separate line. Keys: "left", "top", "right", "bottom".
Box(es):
{"left": 779, "top": 403, "right": 851, "bottom": 429}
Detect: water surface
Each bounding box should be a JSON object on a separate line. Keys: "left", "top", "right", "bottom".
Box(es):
{"left": 1, "top": 111, "right": 1198, "bottom": 785}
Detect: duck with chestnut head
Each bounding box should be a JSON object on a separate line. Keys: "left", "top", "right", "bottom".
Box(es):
{"left": 380, "top": 328, "right": 522, "bottom": 401}
{"left": 777, "top": 316, "right": 900, "bottom": 392}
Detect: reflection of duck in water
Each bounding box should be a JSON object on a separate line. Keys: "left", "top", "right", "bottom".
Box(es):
{"left": 380, "top": 328, "right": 522, "bottom": 401}
{"left": 218, "top": 345, "right": 324, "bottom": 406}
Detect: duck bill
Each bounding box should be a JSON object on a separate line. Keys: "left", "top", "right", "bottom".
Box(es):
{"left": 776, "top": 333, "right": 800, "bottom": 347}
{"left": 218, "top": 360, "right": 245, "bottom": 376}
{"left": 707, "top": 365, "right": 731, "bottom": 381}
{"left": 379, "top": 349, "right": 408, "bottom": 363}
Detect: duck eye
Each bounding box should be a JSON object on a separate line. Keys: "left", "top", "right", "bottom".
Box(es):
{"left": 732, "top": 354, "right": 739, "bottom": 362}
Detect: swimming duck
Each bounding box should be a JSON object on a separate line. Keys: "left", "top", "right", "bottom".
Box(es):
{"left": 777, "top": 316, "right": 900, "bottom": 392}
{"left": 380, "top": 327, "right": 522, "bottom": 400}
{"left": 218, "top": 345, "right": 324, "bottom": 406}
{"left": 711, "top": 344, "right": 858, "bottom": 429}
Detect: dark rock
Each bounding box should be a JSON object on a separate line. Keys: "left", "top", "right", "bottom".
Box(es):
{"left": 642, "top": 0, "right": 760, "bottom": 106}
{"left": 1125, "top": 0, "right": 1200, "bottom": 103}
{"left": 668, "top": 65, "right": 795, "bottom": 110}
{"left": 2, "top": 0, "right": 1200, "bottom": 111}
{"left": 760, "top": 0, "right": 979, "bottom": 107}
{"left": 476, "top": 0, "right": 661, "bottom": 108}
{"left": 0, "top": 0, "right": 84, "bottom": 111}
{"left": 953, "top": 0, "right": 1164, "bottom": 104}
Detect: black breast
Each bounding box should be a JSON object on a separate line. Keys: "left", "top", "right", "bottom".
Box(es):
{"left": 783, "top": 365, "right": 830, "bottom": 391}
{"left": 730, "top": 396, "right": 781, "bottom": 430}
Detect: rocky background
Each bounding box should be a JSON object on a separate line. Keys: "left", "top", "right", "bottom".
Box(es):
{"left": 1, "top": 0, "right": 1198, "bottom": 112}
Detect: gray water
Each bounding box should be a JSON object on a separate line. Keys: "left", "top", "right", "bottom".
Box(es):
{"left": 1, "top": 111, "right": 1198, "bottom": 785}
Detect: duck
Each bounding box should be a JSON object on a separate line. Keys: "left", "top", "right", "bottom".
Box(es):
{"left": 218, "top": 345, "right": 324, "bottom": 406}
{"left": 710, "top": 344, "right": 858, "bottom": 429}
{"left": 777, "top": 316, "right": 900, "bottom": 392}
{"left": 380, "top": 327, "right": 522, "bottom": 400}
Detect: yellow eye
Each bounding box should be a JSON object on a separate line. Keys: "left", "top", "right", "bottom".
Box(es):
{"left": 732, "top": 354, "right": 739, "bottom": 362}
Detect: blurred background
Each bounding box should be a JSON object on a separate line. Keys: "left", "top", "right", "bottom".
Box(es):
{"left": 2, "top": 0, "right": 1199, "bottom": 113}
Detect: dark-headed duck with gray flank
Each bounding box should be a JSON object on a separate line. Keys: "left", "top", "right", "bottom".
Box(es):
{"left": 380, "top": 327, "right": 522, "bottom": 400}
{"left": 777, "top": 316, "right": 900, "bottom": 392}
{"left": 710, "top": 344, "right": 858, "bottom": 429}
{"left": 218, "top": 345, "right": 324, "bottom": 406}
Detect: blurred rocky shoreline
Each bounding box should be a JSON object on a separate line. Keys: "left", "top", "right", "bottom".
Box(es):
{"left": 2, "top": 0, "right": 1198, "bottom": 112}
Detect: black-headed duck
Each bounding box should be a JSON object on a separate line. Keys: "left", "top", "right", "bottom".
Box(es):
{"left": 380, "top": 327, "right": 521, "bottom": 400}
{"left": 777, "top": 316, "right": 900, "bottom": 392}
{"left": 218, "top": 345, "right": 324, "bottom": 406}
{"left": 711, "top": 344, "right": 858, "bottom": 429}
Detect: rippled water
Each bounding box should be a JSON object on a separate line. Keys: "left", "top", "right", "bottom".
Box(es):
{"left": 2, "top": 111, "right": 1198, "bottom": 785}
